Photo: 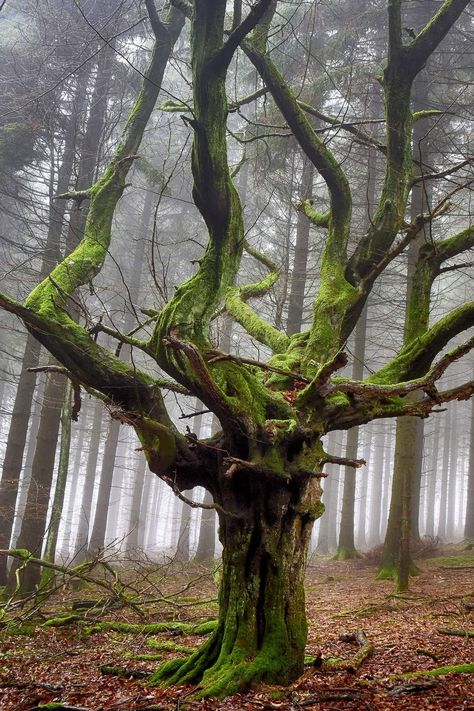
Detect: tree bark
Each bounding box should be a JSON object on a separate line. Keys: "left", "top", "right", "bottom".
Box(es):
{"left": 152, "top": 474, "right": 320, "bottom": 697}
{"left": 464, "top": 379, "right": 474, "bottom": 541}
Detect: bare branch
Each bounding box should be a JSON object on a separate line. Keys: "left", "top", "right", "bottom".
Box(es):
{"left": 412, "top": 158, "right": 472, "bottom": 185}
{"left": 162, "top": 475, "right": 242, "bottom": 519}
{"left": 321, "top": 455, "right": 366, "bottom": 469}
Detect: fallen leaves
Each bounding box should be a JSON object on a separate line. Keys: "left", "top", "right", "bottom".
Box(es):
{"left": 0, "top": 557, "right": 473, "bottom": 710}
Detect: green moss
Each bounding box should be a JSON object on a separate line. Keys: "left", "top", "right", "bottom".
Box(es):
{"left": 4, "top": 624, "right": 36, "bottom": 636}
{"left": 424, "top": 554, "right": 474, "bottom": 567}
{"left": 225, "top": 285, "right": 288, "bottom": 353}
{"left": 332, "top": 547, "right": 363, "bottom": 561}
{"left": 147, "top": 640, "right": 195, "bottom": 654}
{"left": 85, "top": 619, "right": 217, "bottom": 636}
{"left": 100, "top": 664, "right": 149, "bottom": 679}
{"left": 148, "top": 656, "right": 186, "bottom": 684}
{"left": 399, "top": 664, "right": 474, "bottom": 679}
{"left": 376, "top": 561, "right": 419, "bottom": 582}
{"left": 190, "top": 620, "right": 218, "bottom": 635}
{"left": 42, "top": 614, "right": 81, "bottom": 627}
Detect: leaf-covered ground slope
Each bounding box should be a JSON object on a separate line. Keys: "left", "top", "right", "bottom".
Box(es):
{"left": 1, "top": 554, "right": 473, "bottom": 710}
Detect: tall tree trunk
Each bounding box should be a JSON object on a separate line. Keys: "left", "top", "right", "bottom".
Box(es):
{"left": 9, "top": 370, "right": 64, "bottom": 591}
{"left": 316, "top": 432, "right": 341, "bottom": 554}
{"left": 87, "top": 418, "right": 120, "bottom": 556}
{"left": 175, "top": 401, "right": 204, "bottom": 562}
{"left": 40, "top": 381, "right": 73, "bottom": 584}
{"left": 379, "top": 0, "right": 436, "bottom": 584}
{"left": 464, "top": 382, "right": 474, "bottom": 541}
{"left": 194, "top": 490, "right": 216, "bottom": 562}
{"left": 0, "top": 338, "right": 41, "bottom": 584}
{"left": 425, "top": 416, "right": 440, "bottom": 537}
{"left": 446, "top": 403, "right": 459, "bottom": 540}
{"left": 60, "top": 418, "right": 86, "bottom": 557}
{"left": 72, "top": 399, "right": 103, "bottom": 562}
{"left": 287, "top": 156, "right": 313, "bottom": 334}
{"left": 126, "top": 453, "right": 148, "bottom": 553}
{"left": 437, "top": 407, "right": 452, "bottom": 540}
{"left": 380, "top": 431, "right": 394, "bottom": 540}
{"left": 368, "top": 425, "right": 386, "bottom": 546}
{"left": 356, "top": 428, "right": 372, "bottom": 549}
{"left": 335, "top": 306, "right": 367, "bottom": 559}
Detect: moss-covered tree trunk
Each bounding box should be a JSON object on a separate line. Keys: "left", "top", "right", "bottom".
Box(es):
{"left": 153, "top": 472, "right": 322, "bottom": 697}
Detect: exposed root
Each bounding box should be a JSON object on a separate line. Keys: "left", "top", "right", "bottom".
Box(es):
{"left": 394, "top": 663, "right": 474, "bottom": 678}
{"left": 437, "top": 628, "right": 474, "bottom": 638}
{"left": 322, "top": 631, "right": 374, "bottom": 673}
{"left": 149, "top": 625, "right": 303, "bottom": 699}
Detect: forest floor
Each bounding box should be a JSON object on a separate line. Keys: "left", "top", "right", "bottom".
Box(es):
{"left": 0, "top": 547, "right": 473, "bottom": 711}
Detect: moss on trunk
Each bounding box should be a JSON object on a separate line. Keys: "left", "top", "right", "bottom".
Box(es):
{"left": 150, "top": 473, "right": 323, "bottom": 698}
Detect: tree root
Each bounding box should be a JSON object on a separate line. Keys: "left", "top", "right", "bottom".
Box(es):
{"left": 100, "top": 665, "right": 149, "bottom": 679}
{"left": 394, "top": 663, "right": 474, "bottom": 679}
{"left": 147, "top": 640, "right": 195, "bottom": 654}
{"left": 388, "top": 680, "right": 438, "bottom": 696}
{"left": 85, "top": 619, "right": 216, "bottom": 636}
{"left": 332, "top": 547, "right": 363, "bottom": 561}
{"left": 322, "top": 631, "right": 374, "bottom": 672}
{"left": 416, "top": 648, "right": 442, "bottom": 662}
{"left": 149, "top": 623, "right": 303, "bottom": 699}
{"left": 437, "top": 628, "right": 474, "bottom": 638}
{"left": 42, "top": 614, "right": 82, "bottom": 627}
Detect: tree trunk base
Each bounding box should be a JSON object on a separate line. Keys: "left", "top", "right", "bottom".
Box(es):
{"left": 332, "top": 546, "right": 363, "bottom": 561}
{"left": 149, "top": 622, "right": 301, "bottom": 699}
{"left": 376, "top": 561, "right": 419, "bottom": 582}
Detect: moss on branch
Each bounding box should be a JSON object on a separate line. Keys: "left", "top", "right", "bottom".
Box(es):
{"left": 370, "top": 302, "right": 474, "bottom": 384}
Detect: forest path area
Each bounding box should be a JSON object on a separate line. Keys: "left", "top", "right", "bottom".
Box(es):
{"left": 0, "top": 553, "right": 473, "bottom": 711}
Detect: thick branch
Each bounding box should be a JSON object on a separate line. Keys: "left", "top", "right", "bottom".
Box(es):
{"left": 371, "top": 315, "right": 474, "bottom": 385}
{"left": 224, "top": 241, "right": 289, "bottom": 353}
{"left": 206, "top": 351, "right": 309, "bottom": 383}
{"left": 328, "top": 380, "right": 473, "bottom": 432}
{"left": 296, "top": 199, "right": 330, "bottom": 228}
{"left": 321, "top": 455, "right": 366, "bottom": 469}
{"left": 215, "top": 0, "right": 273, "bottom": 70}
{"left": 243, "top": 42, "right": 351, "bottom": 235}
{"left": 163, "top": 334, "right": 248, "bottom": 431}
{"left": 405, "top": 0, "right": 471, "bottom": 76}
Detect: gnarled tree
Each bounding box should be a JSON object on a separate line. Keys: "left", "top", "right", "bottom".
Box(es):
{"left": 1, "top": 0, "right": 473, "bottom": 700}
